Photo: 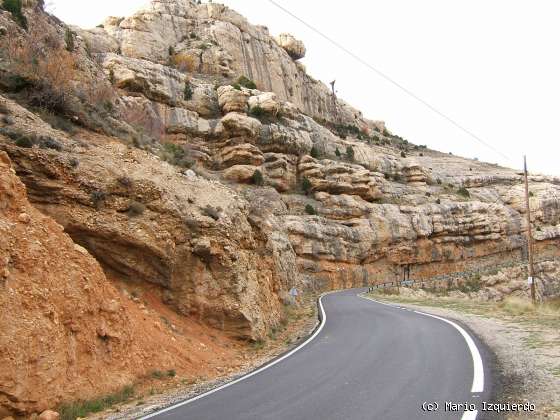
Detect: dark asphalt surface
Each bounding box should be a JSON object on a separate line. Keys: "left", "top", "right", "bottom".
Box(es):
{"left": 144, "top": 289, "right": 494, "bottom": 420}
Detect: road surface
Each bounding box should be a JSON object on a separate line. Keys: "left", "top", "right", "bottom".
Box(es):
{"left": 142, "top": 289, "right": 494, "bottom": 420}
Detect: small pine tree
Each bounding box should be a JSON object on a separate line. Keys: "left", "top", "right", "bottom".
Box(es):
{"left": 251, "top": 169, "right": 264, "bottom": 186}
{"left": 401, "top": 151, "right": 406, "bottom": 158}
{"left": 168, "top": 45, "right": 175, "bottom": 56}
{"left": 305, "top": 204, "right": 316, "bottom": 215}
{"left": 335, "top": 147, "right": 341, "bottom": 158}
{"left": 301, "top": 177, "right": 312, "bottom": 194}
{"left": 346, "top": 145, "right": 355, "bottom": 162}
{"left": 108, "top": 69, "right": 115, "bottom": 85}
{"left": 65, "top": 28, "right": 75, "bottom": 52}
{"left": 184, "top": 81, "right": 193, "bottom": 100}
{"left": 310, "top": 146, "right": 320, "bottom": 159}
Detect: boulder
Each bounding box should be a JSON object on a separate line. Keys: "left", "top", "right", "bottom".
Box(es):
{"left": 221, "top": 112, "right": 262, "bottom": 138}
{"left": 274, "top": 33, "right": 306, "bottom": 60}
{"left": 217, "top": 85, "right": 250, "bottom": 114}
{"left": 248, "top": 92, "right": 280, "bottom": 115}
{"left": 223, "top": 165, "right": 259, "bottom": 183}
{"left": 38, "top": 411, "right": 59, "bottom": 420}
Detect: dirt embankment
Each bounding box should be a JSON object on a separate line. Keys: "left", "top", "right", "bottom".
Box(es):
{"left": 0, "top": 151, "right": 252, "bottom": 418}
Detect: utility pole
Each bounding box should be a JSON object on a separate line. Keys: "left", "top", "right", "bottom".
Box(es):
{"left": 523, "top": 155, "right": 536, "bottom": 304}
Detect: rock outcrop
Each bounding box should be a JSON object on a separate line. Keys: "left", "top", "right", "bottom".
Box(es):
{"left": 1, "top": 0, "right": 559, "bottom": 416}
{"left": 0, "top": 151, "right": 242, "bottom": 417}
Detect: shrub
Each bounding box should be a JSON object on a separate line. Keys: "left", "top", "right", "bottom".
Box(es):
{"left": 127, "top": 201, "right": 146, "bottom": 217}
{"left": 2, "top": 115, "right": 14, "bottom": 125}
{"left": 236, "top": 75, "right": 257, "bottom": 89}
{"left": 65, "top": 28, "right": 75, "bottom": 52}
{"left": 68, "top": 157, "right": 79, "bottom": 168}
{"left": 310, "top": 145, "right": 320, "bottom": 159}
{"left": 40, "top": 112, "right": 76, "bottom": 134}
{"left": 168, "top": 45, "right": 175, "bottom": 56}
{"left": 3, "top": 0, "right": 27, "bottom": 29}
{"left": 400, "top": 151, "right": 407, "bottom": 158}
{"left": 335, "top": 147, "right": 341, "bottom": 158}
{"left": 436, "top": 198, "right": 441, "bottom": 204}
{"left": 457, "top": 187, "right": 470, "bottom": 198}
{"left": 108, "top": 69, "right": 115, "bottom": 84}
{"left": 346, "top": 145, "right": 355, "bottom": 161}
{"left": 305, "top": 204, "right": 316, "bottom": 215}
{"left": 184, "top": 81, "right": 193, "bottom": 100}
{"left": 90, "top": 190, "right": 106, "bottom": 208}
{"left": 117, "top": 176, "right": 133, "bottom": 188}
{"left": 39, "top": 136, "right": 63, "bottom": 151}
{"left": 232, "top": 83, "right": 241, "bottom": 91}
{"left": 166, "top": 369, "right": 176, "bottom": 377}
{"left": 15, "top": 136, "right": 34, "bottom": 148}
{"left": 251, "top": 169, "right": 264, "bottom": 186}
{"left": 301, "top": 177, "right": 312, "bottom": 194}
{"left": 249, "top": 105, "right": 265, "bottom": 118}
{"left": 172, "top": 53, "right": 197, "bottom": 72}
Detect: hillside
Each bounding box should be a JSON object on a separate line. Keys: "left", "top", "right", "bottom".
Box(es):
{"left": 0, "top": 0, "right": 559, "bottom": 417}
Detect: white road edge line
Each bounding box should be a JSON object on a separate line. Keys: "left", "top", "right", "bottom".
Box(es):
{"left": 139, "top": 291, "right": 333, "bottom": 419}
{"left": 411, "top": 310, "right": 484, "bottom": 393}
{"left": 461, "top": 409, "right": 479, "bottom": 420}
{"left": 359, "top": 295, "right": 485, "bottom": 420}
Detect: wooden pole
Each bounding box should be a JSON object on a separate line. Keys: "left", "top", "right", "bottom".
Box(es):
{"left": 523, "top": 155, "right": 536, "bottom": 304}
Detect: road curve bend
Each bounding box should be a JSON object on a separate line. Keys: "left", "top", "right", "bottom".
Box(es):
{"left": 141, "top": 289, "right": 494, "bottom": 420}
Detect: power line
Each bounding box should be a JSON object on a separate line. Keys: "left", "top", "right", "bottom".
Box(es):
{"left": 267, "top": 0, "right": 512, "bottom": 163}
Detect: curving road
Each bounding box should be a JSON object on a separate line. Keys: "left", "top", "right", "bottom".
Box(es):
{"left": 141, "top": 289, "right": 495, "bottom": 420}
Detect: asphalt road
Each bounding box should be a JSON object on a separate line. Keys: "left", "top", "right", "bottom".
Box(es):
{"left": 143, "top": 289, "right": 494, "bottom": 420}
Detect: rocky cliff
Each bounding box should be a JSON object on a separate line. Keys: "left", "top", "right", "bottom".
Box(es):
{"left": 0, "top": 0, "right": 559, "bottom": 416}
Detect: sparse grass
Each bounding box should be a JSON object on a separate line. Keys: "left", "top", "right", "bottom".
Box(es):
{"left": 59, "top": 385, "right": 134, "bottom": 420}
{"left": 500, "top": 296, "right": 536, "bottom": 316}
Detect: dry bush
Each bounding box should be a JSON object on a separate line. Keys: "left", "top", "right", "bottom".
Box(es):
{"left": 170, "top": 53, "right": 197, "bottom": 73}
{"left": 3, "top": 18, "right": 78, "bottom": 109}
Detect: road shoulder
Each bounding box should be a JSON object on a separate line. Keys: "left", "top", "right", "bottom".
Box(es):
{"left": 364, "top": 291, "right": 560, "bottom": 420}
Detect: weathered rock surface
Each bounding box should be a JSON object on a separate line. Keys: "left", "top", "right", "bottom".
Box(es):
{"left": 0, "top": 151, "right": 237, "bottom": 417}
{"left": 1, "top": 0, "right": 560, "bottom": 416}
{"left": 274, "top": 33, "right": 306, "bottom": 60}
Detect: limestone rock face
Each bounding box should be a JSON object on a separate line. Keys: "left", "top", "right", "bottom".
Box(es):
{"left": 223, "top": 164, "right": 258, "bottom": 183}
{"left": 274, "top": 33, "right": 306, "bottom": 60}
{"left": 2, "top": 2, "right": 560, "bottom": 415}
{"left": 103, "top": 54, "right": 187, "bottom": 106}
{"left": 217, "top": 85, "right": 250, "bottom": 114}
{"left": 80, "top": 0, "right": 381, "bottom": 130}
{"left": 248, "top": 92, "right": 280, "bottom": 115}
{"left": 299, "top": 156, "right": 383, "bottom": 202}
{"left": 221, "top": 112, "right": 262, "bottom": 138}
{"left": 0, "top": 99, "right": 292, "bottom": 345}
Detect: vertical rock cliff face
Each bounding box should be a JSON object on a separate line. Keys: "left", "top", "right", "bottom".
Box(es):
{"left": 79, "top": 0, "right": 384, "bottom": 132}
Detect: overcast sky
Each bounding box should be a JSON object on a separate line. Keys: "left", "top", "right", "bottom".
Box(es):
{"left": 49, "top": 0, "right": 560, "bottom": 175}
